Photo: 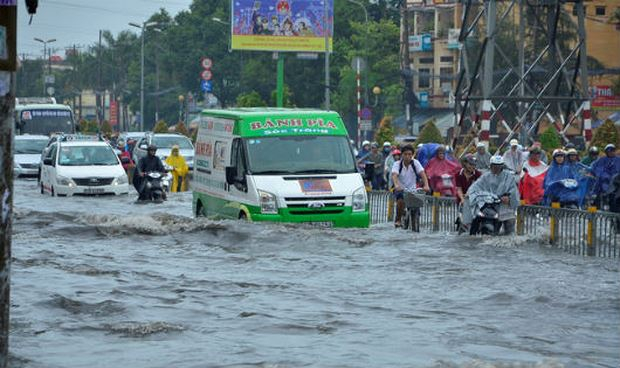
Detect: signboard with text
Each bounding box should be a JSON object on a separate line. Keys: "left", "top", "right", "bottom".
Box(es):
{"left": 231, "top": 0, "right": 334, "bottom": 52}
{"left": 408, "top": 34, "right": 432, "bottom": 52}
{"left": 591, "top": 85, "right": 620, "bottom": 111}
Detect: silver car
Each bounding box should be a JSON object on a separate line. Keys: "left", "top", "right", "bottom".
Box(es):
{"left": 133, "top": 133, "right": 194, "bottom": 170}
{"left": 14, "top": 135, "right": 49, "bottom": 178}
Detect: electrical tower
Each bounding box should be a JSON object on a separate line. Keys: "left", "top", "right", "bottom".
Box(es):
{"left": 453, "top": 0, "right": 590, "bottom": 153}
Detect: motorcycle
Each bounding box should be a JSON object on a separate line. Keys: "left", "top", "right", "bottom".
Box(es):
{"left": 138, "top": 172, "right": 166, "bottom": 203}
{"left": 544, "top": 178, "right": 581, "bottom": 209}
{"left": 429, "top": 173, "right": 456, "bottom": 197}
{"left": 162, "top": 163, "right": 173, "bottom": 193}
{"left": 469, "top": 194, "right": 502, "bottom": 235}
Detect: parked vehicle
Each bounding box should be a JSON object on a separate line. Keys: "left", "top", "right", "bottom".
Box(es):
{"left": 39, "top": 136, "right": 129, "bottom": 196}
{"left": 14, "top": 135, "right": 49, "bottom": 178}
{"left": 133, "top": 133, "right": 194, "bottom": 170}
{"left": 192, "top": 108, "right": 369, "bottom": 228}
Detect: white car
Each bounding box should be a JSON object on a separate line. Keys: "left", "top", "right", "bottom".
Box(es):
{"left": 40, "top": 139, "right": 129, "bottom": 196}
{"left": 14, "top": 135, "right": 49, "bottom": 178}
{"left": 133, "top": 133, "right": 194, "bottom": 170}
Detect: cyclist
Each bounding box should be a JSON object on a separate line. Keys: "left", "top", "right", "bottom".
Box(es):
{"left": 391, "top": 145, "right": 430, "bottom": 227}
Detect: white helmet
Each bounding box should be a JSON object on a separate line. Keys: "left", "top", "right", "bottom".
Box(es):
{"left": 490, "top": 155, "right": 504, "bottom": 165}
{"left": 362, "top": 140, "right": 370, "bottom": 147}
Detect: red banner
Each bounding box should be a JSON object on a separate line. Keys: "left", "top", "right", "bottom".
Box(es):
{"left": 591, "top": 85, "right": 620, "bottom": 111}
{"left": 109, "top": 100, "right": 118, "bottom": 126}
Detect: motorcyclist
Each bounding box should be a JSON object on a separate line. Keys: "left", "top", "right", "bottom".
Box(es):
{"left": 134, "top": 144, "right": 166, "bottom": 200}
{"left": 424, "top": 145, "right": 461, "bottom": 197}
{"left": 391, "top": 145, "right": 430, "bottom": 227}
{"left": 503, "top": 138, "right": 525, "bottom": 177}
{"left": 581, "top": 146, "right": 599, "bottom": 166}
{"left": 456, "top": 154, "right": 481, "bottom": 205}
{"left": 165, "top": 145, "right": 189, "bottom": 192}
{"left": 462, "top": 155, "right": 519, "bottom": 235}
{"left": 591, "top": 144, "right": 620, "bottom": 209}
{"left": 474, "top": 143, "right": 491, "bottom": 171}
{"left": 519, "top": 146, "right": 548, "bottom": 205}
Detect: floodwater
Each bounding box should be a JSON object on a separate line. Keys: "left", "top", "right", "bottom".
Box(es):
{"left": 8, "top": 179, "right": 620, "bottom": 368}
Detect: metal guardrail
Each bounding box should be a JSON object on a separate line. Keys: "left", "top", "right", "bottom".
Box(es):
{"left": 368, "top": 190, "right": 619, "bottom": 258}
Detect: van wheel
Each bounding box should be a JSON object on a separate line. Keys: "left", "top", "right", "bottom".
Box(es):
{"left": 239, "top": 211, "right": 247, "bottom": 221}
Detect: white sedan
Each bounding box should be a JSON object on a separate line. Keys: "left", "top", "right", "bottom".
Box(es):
{"left": 40, "top": 140, "right": 129, "bottom": 196}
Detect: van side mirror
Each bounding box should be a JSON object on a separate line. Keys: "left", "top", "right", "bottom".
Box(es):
{"left": 225, "top": 166, "right": 236, "bottom": 185}
{"left": 43, "top": 158, "right": 52, "bottom": 166}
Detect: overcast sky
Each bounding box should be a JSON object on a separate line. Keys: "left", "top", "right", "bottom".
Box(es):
{"left": 17, "top": 0, "right": 193, "bottom": 59}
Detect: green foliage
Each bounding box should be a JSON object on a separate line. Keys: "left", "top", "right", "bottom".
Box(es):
{"left": 539, "top": 125, "right": 562, "bottom": 152}
{"left": 270, "top": 85, "right": 295, "bottom": 107}
{"left": 153, "top": 120, "right": 169, "bottom": 133}
{"left": 175, "top": 121, "right": 189, "bottom": 137}
{"left": 591, "top": 120, "right": 620, "bottom": 150}
{"left": 78, "top": 119, "right": 98, "bottom": 134}
{"left": 417, "top": 120, "right": 444, "bottom": 144}
{"left": 236, "top": 91, "right": 267, "bottom": 107}
{"left": 612, "top": 76, "right": 620, "bottom": 97}
{"left": 374, "top": 116, "right": 395, "bottom": 146}
{"left": 100, "top": 120, "right": 113, "bottom": 136}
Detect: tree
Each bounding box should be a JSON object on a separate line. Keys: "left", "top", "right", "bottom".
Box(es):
{"left": 175, "top": 121, "right": 189, "bottom": 137}
{"left": 236, "top": 91, "right": 267, "bottom": 107}
{"left": 539, "top": 125, "right": 562, "bottom": 152}
{"left": 374, "top": 116, "right": 395, "bottom": 146}
{"left": 591, "top": 120, "right": 619, "bottom": 150}
{"left": 100, "top": 120, "right": 113, "bottom": 136}
{"left": 153, "top": 120, "right": 169, "bottom": 133}
{"left": 416, "top": 119, "right": 444, "bottom": 144}
{"left": 612, "top": 75, "right": 620, "bottom": 97}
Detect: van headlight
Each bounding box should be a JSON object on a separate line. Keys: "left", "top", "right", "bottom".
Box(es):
{"left": 352, "top": 186, "right": 367, "bottom": 212}
{"left": 112, "top": 175, "right": 128, "bottom": 185}
{"left": 258, "top": 189, "right": 278, "bottom": 214}
{"left": 57, "top": 175, "right": 76, "bottom": 187}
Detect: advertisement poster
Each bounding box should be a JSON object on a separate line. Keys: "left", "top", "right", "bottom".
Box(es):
{"left": 231, "top": 0, "right": 333, "bottom": 52}
{"left": 591, "top": 85, "right": 620, "bottom": 111}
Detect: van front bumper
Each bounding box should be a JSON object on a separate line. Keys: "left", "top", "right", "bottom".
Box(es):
{"left": 249, "top": 206, "right": 370, "bottom": 228}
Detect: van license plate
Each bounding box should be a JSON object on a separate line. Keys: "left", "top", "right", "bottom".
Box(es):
{"left": 84, "top": 188, "right": 104, "bottom": 194}
{"left": 302, "top": 222, "right": 333, "bottom": 228}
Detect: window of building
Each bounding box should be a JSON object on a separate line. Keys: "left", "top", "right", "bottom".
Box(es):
{"left": 440, "top": 56, "right": 454, "bottom": 63}
{"left": 418, "top": 68, "right": 431, "bottom": 89}
{"left": 595, "top": 6, "right": 605, "bottom": 16}
{"left": 440, "top": 67, "right": 453, "bottom": 82}
{"left": 418, "top": 57, "right": 434, "bottom": 64}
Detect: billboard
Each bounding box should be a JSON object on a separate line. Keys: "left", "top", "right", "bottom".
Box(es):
{"left": 231, "top": 0, "right": 333, "bottom": 52}
{"left": 409, "top": 34, "right": 432, "bottom": 52}
{"left": 591, "top": 85, "right": 620, "bottom": 111}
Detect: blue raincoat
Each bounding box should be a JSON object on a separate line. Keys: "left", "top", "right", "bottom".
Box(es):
{"left": 543, "top": 161, "right": 592, "bottom": 206}
{"left": 416, "top": 143, "right": 457, "bottom": 168}
{"left": 590, "top": 156, "right": 620, "bottom": 197}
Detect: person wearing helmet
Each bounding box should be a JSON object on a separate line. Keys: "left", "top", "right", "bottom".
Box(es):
{"left": 462, "top": 154, "right": 519, "bottom": 235}
{"left": 384, "top": 148, "right": 401, "bottom": 190}
{"left": 382, "top": 141, "right": 392, "bottom": 159}
{"left": 116, "top": 139, "right": 134, "bottom": 174}
{"left": 134, "top": 143, "right": 166, "bottom": 200}
{"left": 519, "top": 145, "right": 548, "bottom": 205}
{"left": 581, "top": 146, "right": 599, "bottom": 166}
{"left": 456, "top": 154, "right": 481, "bottom": 205}
{"left": 566, "top": 148, "right": 580, "bottom": 164}
{"left": 474, "top": 142, "right": 491, "bottom": 171}
{"left": 591, "top": 143, "right": 620, "bottom": 208}
{"left": 502, "top": 138, "right": 525, "bottom": 176}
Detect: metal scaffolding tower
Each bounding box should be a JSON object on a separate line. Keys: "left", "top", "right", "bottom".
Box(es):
{"left": 453, "top": 0, "right": 591, "bottom": 153}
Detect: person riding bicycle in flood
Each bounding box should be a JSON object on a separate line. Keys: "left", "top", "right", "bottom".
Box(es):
{"left": 391, "top": 145, "right": 430, "bottom": 227}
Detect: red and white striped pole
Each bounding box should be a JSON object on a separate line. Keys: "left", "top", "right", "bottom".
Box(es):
{"left": 583, "top": 101, "right": 592, "bottom": 142}
{"left": 480, "top": 100, "right": 491, "bottom": 148}
{"left": 356, "top": 59, "right": 362, "bottom": 149}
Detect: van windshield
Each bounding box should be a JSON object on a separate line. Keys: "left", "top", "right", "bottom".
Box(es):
{"left": 245, "top": 136, "right": 356, "bottom": 174}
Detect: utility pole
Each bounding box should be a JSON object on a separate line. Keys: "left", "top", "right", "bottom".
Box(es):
{"left": 0, "top": 2, "right": 18, "bottom": 367}
{"left": 97, "top": 30, "right": 103, "bottom": 124}
{"left": 324, "top": 0, "right": 330, "bottom": 110}
{"left": 400, "top": 1, "right": 415, "bottom": 135}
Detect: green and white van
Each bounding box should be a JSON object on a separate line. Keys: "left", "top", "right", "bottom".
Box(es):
{"left": 192, "top": 108, "right": 369, "bottom": 228}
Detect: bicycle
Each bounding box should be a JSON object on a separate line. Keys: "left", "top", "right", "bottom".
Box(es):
{"left": 402, "top": 188, "right": 426, "bottom": 232}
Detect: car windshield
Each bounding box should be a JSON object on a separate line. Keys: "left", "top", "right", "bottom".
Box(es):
{"left": 58, "top": 145, "right": 119, "bottom": 166}
{"left": 245, "top": 135, "right": 356, "bottom": 174}
{"left": 152, "top": 136, "right": 193, "bottom": 150}
{"left": 15, "top": 139, "right": 49, "bottom": 154}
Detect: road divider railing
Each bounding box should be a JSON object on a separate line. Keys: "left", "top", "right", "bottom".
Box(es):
{"left": 367, "top": 190, "right": 619, "bottom": 258}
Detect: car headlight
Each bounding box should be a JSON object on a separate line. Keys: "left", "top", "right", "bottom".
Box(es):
{"left": 112, "top": 175, "right": 128, "bottom": 185}
{"left": 57, "top": 175, "right": 76, "bottom": 187}
{"left": 352, "top": 186, "right": 367, "bottom": 212}
{"left": 258, "top": 189, "right": 278, "bottom": 214}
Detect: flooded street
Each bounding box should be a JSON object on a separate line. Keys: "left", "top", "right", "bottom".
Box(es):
{"left": 8, "top": 179, "right": 620, "bottom": 368}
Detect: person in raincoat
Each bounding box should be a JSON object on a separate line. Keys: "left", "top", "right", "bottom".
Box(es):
{"left": 519, "top": 146, "right": 548, "bottom": 205}
{"left": 424, "top": 146, "right": 461, "bottom": 197}
{"left": 591, "top": 144, "right": 620, "bottom": 208}
{"left": 462, "top": 155, "right": 520, "bottom": 235}
{"left": 165, "top": 145, "right": 189, "bottom": 192}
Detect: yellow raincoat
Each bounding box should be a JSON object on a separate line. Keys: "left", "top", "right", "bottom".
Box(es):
{"left": 165, "top": 145, "right": 189, "bottom": 192}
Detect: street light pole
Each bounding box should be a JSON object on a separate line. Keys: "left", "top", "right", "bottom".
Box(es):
{"left": 33, "top": 37, "right": 56, "bottom": 95}
{"left": 129, "top": 21, "right": 158, "bottom": 131}
{"left": 324, "top": 0, "right": 330, "bottom": 110}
